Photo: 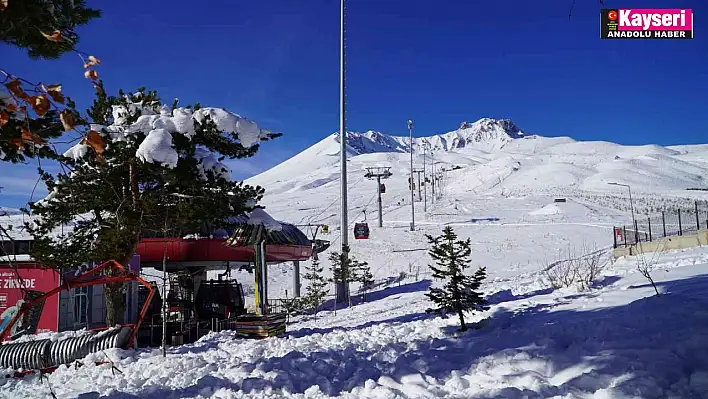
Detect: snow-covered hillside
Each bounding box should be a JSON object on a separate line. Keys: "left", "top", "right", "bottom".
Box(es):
{"left": 237, "top": 116, "right": 708, "bottom": 304}
{"left": 3, "top": 117, "right": 708, "bottom": 398}
{"left": 247, "top": 117, "right": 708, "bottom": 224}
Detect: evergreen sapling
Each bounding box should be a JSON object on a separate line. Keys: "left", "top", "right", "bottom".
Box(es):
{"left": 358, "top": 263, "right": 375, "bottom": 302}
{"left": 329, "top": 244, "right": 364, "bottom": 307}
{"left": 302, "top": 257, "right": 328, "bottom": 318}
{"left": 425, "top": 226, "right": 489, "bottom": 331}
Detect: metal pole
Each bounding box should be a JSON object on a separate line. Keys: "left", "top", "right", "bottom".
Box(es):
{"left": 416, "top": 172, "right": 422, "bottom": 201}
{"left": 431, "top": 157, "right": 435, "bottom": 202}
{"left": 377, "top": 175, "right": 383, "bottom": 228}
{"left": 293, "top": 261, "right": 301, "bottom": 297}
{"left": 662, "top": 211, "right": 666, "bottom": 237}
{"left": 161, "top": 252, "right": 167, "bottom": 356}
{"left": 408, "top": 119, "right": 415, "bottom": 231}
{"left": 695, "top": 201, "right": 700, "bottom": 230}
{"left": 627, "top": 185, "right": 638, "bottom": 244}
{"left": 678, "top": 209, "right": 682, "bottom": 236}
{"left": 161, "top": 209, "right": 169, "bottom": 358}
{"left": 423, "top": 144, "right": 427, "bottom": 212}
{"left": 337, "top": 0, "right": 349, "bottom": 304}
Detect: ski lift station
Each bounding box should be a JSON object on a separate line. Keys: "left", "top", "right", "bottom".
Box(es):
{"left": 0, "top": 208, "right": 328, "bottom": 371}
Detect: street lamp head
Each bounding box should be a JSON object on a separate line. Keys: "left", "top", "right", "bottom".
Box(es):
{"left": 407, "top": 120, "right": 413, "bottom": 129}
{"left": 607, "top": 182, "right": 630, "bottom": 188}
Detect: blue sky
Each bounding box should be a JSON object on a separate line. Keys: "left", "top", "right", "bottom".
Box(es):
{"left": 0, "top": 0, "right": 706, "bottom": 207}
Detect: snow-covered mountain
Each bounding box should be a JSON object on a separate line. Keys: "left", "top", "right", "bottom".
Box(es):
{"left": 247, "top": 118, "right": 534, "bottom": 192}
{"left": 246, "top": 117, "right": 708, "bottom": 203}
{"left": 335, "top": 118, "right": 526, "bottom": 156}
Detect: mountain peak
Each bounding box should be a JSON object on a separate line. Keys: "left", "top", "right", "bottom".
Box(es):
{"left": 327, "top": 117, "right": 526, "bottom": 156}
{"left": 458, "top": 118, "right": 524, "bottom": 138}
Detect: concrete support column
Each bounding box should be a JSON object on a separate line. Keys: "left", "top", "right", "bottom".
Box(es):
{"left": 293, "top": 261, "right": 301, "bottom": 297}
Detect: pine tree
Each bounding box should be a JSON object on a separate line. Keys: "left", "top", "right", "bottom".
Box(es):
{"left": 25, "top": 82, "right": 281, "bottom": 326}
{"left": 425, "top": 226, "right": 489, "bottom": 331}
{"left": 357, "top": 262, "right": 375, "bottom": 302}
{"left": 329, "top": 244, "right": 364, "bottom": 306}
{"left": 1, "top": 1, "right": 101, "bottom": 163}
{"left": 0, "top": 0, "right": 101, "bottom": 59}
{"left": 302, "top": 257, "right": 328, "bottom": 318}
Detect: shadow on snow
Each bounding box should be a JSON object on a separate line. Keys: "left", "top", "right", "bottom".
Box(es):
{"left": 94, "top": 274, "right": 708, "bottom": 398}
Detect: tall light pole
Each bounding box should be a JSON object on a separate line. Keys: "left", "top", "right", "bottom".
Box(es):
{"left": 423, "top": 142, "right": 427, "bottom": 213}
{"left": 431, "top": 151, "right": 436, "bottom": 202}
{"left": 608, "top": 182, "right": 637, "bottom": 243}
{"left": 337, "top": 0, "right": 349, "bottom": 304}
{"left": 408, "top": 119, "right": 415, "bottom": 231}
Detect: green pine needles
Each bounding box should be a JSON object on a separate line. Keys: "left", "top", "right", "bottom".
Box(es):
{"left": 425, "top": 226, "right": 489, "bottom": 331}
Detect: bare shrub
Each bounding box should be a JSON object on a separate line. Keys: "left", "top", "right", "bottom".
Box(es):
{"left": 542, "top": 246, "right": 578, "bottom": 289}
{"left": 575, "top": 242, "right": 609, "bottom": 290}
{"left": 635, "top": 240, "right": 667, "bottom": 296}
{"left": 543, "top": 243, "right": 608, "bottom": 291}
{"left": 543, "top": 259, "right": 577, "bottom": 289}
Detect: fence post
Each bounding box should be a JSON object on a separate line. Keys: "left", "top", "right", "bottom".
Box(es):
{"left": 634, "top": 220, "right": 639, "bottom": 243}
{"left": 647, "top": 216, "right": 652, "bottom": 241}
{"left": 695, "top": 201, "right": 700, "bottom": 230}
{"left": 623, "top": 226, "right": 627, "bottom": 247}
{"left": 662, "top": 211, "right": 667, "bottom": 237}
{"left": 613, "top": 226, "right": 617, "bottom": 248}
{"left": 678, "top": 209, "right": 682, "bottom": 236}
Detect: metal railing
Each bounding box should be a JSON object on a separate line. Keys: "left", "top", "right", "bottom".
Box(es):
{"left": 614, "top": 200, "right": 708, "bottom": 248}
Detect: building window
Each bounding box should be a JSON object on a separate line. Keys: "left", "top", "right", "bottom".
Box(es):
{"left": 72, "top": 286, "right": 89, "bottom": 326}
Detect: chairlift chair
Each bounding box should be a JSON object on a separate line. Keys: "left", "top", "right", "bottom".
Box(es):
{"left": 321, "top": 224, "right": 329, "bottom": 234}
{"left": 353, "top": 223, "right": 370, "bottom": 239}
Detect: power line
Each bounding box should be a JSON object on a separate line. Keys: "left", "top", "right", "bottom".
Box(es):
{"left": 301, "top": 174, "right": 366, "bottom": 225}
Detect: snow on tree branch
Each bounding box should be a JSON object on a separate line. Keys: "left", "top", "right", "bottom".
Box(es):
{"left": 64, "top": 91, "right": 277, "bottom": 178}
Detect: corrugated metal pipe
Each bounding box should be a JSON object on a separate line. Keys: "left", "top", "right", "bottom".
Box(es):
{"left": 0, "top": 326, "right": 131, "bottom": 371}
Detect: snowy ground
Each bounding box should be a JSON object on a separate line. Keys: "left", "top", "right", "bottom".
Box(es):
{"left": 2, "top": 246, "right": 708, "bottom": 398}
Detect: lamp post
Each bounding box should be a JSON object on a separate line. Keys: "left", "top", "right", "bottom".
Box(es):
{"left": 608, "top": 182, "right": 638, "bottom": 243}
{"left": 423, "top": 142, "right": 428, "bottom": 212}
{"left": 408, "top": 119, "right": 415, "bottom": 231}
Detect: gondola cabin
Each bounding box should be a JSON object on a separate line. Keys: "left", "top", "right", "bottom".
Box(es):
{"left": 379, "top": 184, "right": 386, "bottom": 194}
{"left": 321, "top": 225, "right": 329, "bottom": 234}
{"left": 353, "top": 223, "right": 370, "bottom": 239}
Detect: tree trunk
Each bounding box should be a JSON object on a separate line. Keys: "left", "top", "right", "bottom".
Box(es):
{"left": 104, "top": 282, "right": 126, "bottom": 327}
{"left": 104, "top": 161, "right": 142, "bottom": 327}
{"left": 105, "top": 237, "right": 140, "bottom": 327}
{"left": 457, "top": 306, "right": 467, "bottom": 332}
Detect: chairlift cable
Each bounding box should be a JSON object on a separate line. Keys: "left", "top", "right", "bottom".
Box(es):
{"left": 301, "top": 175, "right": 367, "bottom": 225}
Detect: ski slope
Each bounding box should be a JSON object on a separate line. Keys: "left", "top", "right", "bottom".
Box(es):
{"left": 2, "top": 118, "right": 708, "bottom": 398}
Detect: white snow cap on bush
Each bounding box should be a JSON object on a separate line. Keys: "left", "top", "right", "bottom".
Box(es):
{"left": 194, "top": 147, "right": 230, "bottom": 179}
{"left": 136, "top": 128, "right": 178, "bottom": 168}
{"left": 64, "top": 102, "right": 272, "bottom": 175}
{"left": 63, "top": 144, "right": 90, "bottom": 162}
{"left": 192, "top": 107, "right": 268, "bottom": 148}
